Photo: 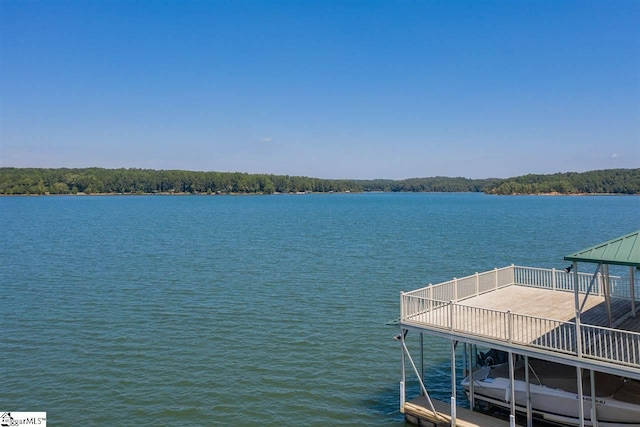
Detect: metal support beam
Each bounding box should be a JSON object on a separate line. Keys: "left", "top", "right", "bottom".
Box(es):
{"left": 590, "top": 369, "right": 598, "bottom": 427}
{"left": 579, "top": 263, "right": 602, "bottom": 313}
{"left": 630, "top": 266, "right": 636, "bottom": 317}
{"left": 400, "top": 328, "right": 406, "bottom": 413}
{"left": 573, "top": 260, "right": 580, "bottom": 315}
{"left": 400, "top": 336, "right": 443, "bottom": 423}
{"left": 451, "top": 339, "right": 457, "bottom": 426}
{"left": 604, "top": 264, "right": 612, "bottom": 327}
{"left": 508, "top": 351, "right": 516, "bottom": 423}
{"left": 420, "top": 332, "right": 424, "bottom": 395}
{"left": 467, "top": 343, "right": 475, "bottom": 409}
{"left": 525, "top": 355, "right": 532, "bottom": 427}
{"left": 577, "top": 366, "right": 585, "bottom": 427}
{"left": 572, "top": 261, "right": 583, "bottom": 358}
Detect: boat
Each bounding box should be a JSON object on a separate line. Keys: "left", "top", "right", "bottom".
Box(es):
{"left": 461, "top": 358, "right": 640, "bottom": 426}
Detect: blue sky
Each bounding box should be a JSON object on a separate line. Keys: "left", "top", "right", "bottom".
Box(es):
{"left": 1, "top": 0, "right": 639, "bottom": 179}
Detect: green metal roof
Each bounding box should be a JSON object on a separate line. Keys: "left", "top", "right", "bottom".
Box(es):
{"left": 564, "top": 230, "right": 640, "bottom": 267}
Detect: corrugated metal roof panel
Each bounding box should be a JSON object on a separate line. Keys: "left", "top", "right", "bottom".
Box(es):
{"left": 564, "top": 230, "right": 640, "bottom": 267}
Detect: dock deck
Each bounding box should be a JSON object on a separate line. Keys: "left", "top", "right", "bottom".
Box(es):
{"left": 404, "top": 396, "right": 513, "bottom": 427}
{"left": 457, "top": 285, "right": 624, "bottom": 326}
{"left": 401, "top": 265, "right": 640, "bottom": 377}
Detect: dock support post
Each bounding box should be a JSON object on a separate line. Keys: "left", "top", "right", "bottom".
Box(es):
{"left": 572, "top": 261, "right": 583, "bottom": 359}
{"left": 590, "top": 369, "right": 598, "bottom": 427}
{"left": 524, "top": 355, "right": 532, "bottom": 427}
{"left": 577, "top": 366, "right": 585, "bottom": 427}
{"left": 572, "top": 261, "right": 579, "bottom": 311}
{"left": 604, "top": 264, "right": 612, "bottom": 327}
{"left": 630, "top": 266, "right": 636, "bottom": 317}
{"left": 400, "top": 327, "right": 406, "bottom": 413}
{"left": 451, "top": 397, "right": 457, "bottom": 426}
{"left": 467, "top": 343, "right": 474, "bottom": 409}
{"left": 451, "top": 340, "right": 457, "bottom": 427}
{"left": 509, "top": 352, "right": 517, "bottom": 427}
{"left": 420, "top": 333, "right": 424, "bottom": 395}
{"left": 508, "top": 351, "right": 516, "bottom": 420}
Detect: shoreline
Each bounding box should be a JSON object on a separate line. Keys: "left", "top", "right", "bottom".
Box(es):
{"left": 1, "top": 191, "right": 636, "bottom": 197}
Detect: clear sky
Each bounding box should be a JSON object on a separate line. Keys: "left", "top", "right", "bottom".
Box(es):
{"left": 1, "top": 0, "right": 639, "bottom": 180}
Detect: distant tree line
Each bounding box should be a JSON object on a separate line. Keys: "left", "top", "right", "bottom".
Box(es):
{"left": 0, "top": 168, "right": 359, "bottom": 195}
{"left": 356, "top": 177, "right": 504, "bottom": 192}
{"left": 486, "top": 169, "right": 640, "bottom": 195}
{"left": 0, "top": 167, "right": 637, "bottom": 195}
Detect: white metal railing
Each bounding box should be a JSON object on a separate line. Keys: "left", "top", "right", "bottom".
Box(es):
{"left": 401, "top": 294, "right": 640, "bottom": 368}
{"left": 404, "top": 265, "right": 637, "bottom": 304}
{"left": 511, "top": 312, "right": 576, "bottom": 354}
{"left": 403, "top": 266, "right": 514, "bottom": 302}
{"left": 400, "top": 265, "right": 640, "bottom": 368}
{"left": 581, "top": 324, "right": 640, "bottom": 367}
{"left": 513, "top": 265, "right": 604, "bottom": 294}
{"left": 513, "top": 265, "right": 639, "bottom": 297}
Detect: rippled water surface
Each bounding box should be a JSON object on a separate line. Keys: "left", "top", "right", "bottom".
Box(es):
{"left": 2, "top": 193, "right": 638, "bottom": 425}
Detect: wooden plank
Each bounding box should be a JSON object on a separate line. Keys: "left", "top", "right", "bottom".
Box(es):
{"left": 458, "top": 286, "right": 602, "bottom": 321}
{"left": 404, "top": 396, "right": 514, "bottom": 427}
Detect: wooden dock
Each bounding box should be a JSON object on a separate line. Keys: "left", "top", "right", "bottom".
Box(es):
{"left": 408, "top": 284, "right": 632, "bottom": 333}
{"left": 404, "top": 396, "right": 514, "bottom": 427}
{"left": 398, "top": 255, "right": 640, "bottom": 426}
{"left": 403, "top": 279, "right": 640, "bottom": 373}
{"left": 458, "top": 285, "right": 633, "bottom": 328}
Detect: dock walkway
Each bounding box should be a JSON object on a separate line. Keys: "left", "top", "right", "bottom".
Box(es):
{"left": 404, "top": 397, "right": 514, "bottom": 427}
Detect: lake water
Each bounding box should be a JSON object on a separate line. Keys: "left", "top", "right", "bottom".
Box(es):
{"left": 1, "top": 193, "right": 638, "bottom": 425}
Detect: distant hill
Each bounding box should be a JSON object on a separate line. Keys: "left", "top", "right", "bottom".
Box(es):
{"left": 0, "top": 167, "right": 638, "bottom": 195}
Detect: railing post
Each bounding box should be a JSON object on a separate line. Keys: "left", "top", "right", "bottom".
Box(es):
{"left": 475, "top": 272, "right": 479, "bottom": 296}
{"left": 450, "top": 301, "right": 454, "bottom": 331}
{"left": 511, "top": 264, "right": 515, "bottom": 285}
{"left": 400, "top": 291, "right": 405, "bottom": 320}
{"left": 552, "top": 268, "right": 557, "bottom": 291}
{"left": 507, "top": 310, "right": 513, "bottom": 343}
{"left": 495, "top": 267, "right": 499, "bottom": 289}
{"left": 453, "top": 278, "right": 458, "bottom": 301}
{"left": 598, "top": 272, "right": 603, "bottom": 297}
{"left": 575, "top": 315, "right": 582, "bottom": 358}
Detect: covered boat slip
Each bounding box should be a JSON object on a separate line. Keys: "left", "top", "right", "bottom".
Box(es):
{"left": 398, "top": 230, "right": 640, "bottom": 427}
